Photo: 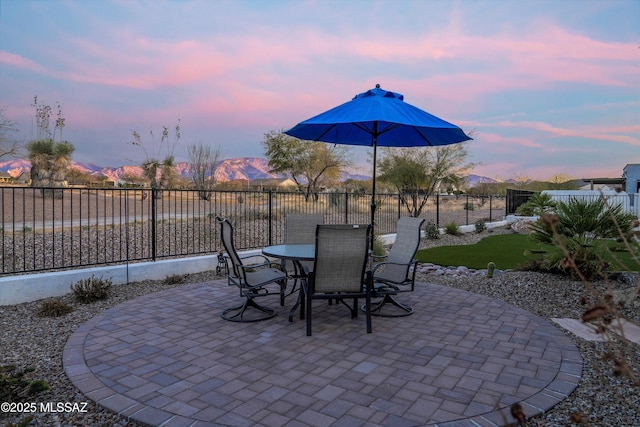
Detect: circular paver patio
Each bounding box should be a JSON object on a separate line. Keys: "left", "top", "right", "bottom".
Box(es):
{"left": 64, "top": 280, "right": 582, "bottom": 426}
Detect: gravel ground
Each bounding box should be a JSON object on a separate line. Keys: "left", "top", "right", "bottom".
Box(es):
{"left": 1, "top": 226, "right": 639, "bottom": 427}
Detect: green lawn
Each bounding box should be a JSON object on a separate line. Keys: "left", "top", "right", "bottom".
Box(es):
{"left": 415, "top": 233, "right": 640, "bottom": 271}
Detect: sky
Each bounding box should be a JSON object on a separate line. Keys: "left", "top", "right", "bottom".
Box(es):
{"left": 1, "top": 0, "right": 639, "bottom": 181}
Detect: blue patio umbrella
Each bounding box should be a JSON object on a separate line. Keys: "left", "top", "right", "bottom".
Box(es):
{"left": 285, "top": 84, "right": 472, "bottom": 243}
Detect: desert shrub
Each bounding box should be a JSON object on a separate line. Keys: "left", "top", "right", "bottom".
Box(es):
{"left": 516, "top": 192, "right": 557, "bottom": 216}
{"left": 164, "top": 274, "right": 185, "bottom": 285}
{"left": 515, "top": 203, "right": 533, "bottom": 216}
{"left": 424, "top": 221, "right": 440, "bottom": 239}
{"left": 475, "top": 220, "right": 487, "bottom": 233}
{"left": 534, "top": 234, "right": 605, "bottom": 280}
{"left": 71, "top": 275, "right": 112, "bottom": 303}
{"left": 530, "top": 196, "right": 638, "bottom": 280}
{"left": 444, "top": 221, "right": 461, "bottom": 236}
{"left": 530, "top": 197, "right": 637, "bottom": 244}
{"left": 0, "top": 365, "right": 50, "bottom": 402}
{"left": 372, "top": 233, "right": 386, "bottom": 257}
{"left": 463, "top": 202, "right": 474, "bottom": 211}
{"left": 560, "top": 235, "right": 607, "bottom": 280}
{"left": 37, "top": 298, "right": 73, "bottom": 317}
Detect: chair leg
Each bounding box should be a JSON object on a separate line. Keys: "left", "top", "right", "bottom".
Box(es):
{"left": 366, "top": 294, "right": 414, "bottom": 317}
{"left": 365, "top": 295, "right": 372, "bottom": 333}
{"left": 306, "top": 296, "right": 312, "bottom": 336}
{"left": 280, "top": 282, "right": 286, "bottom": 306}
{"left": 299, "top": 289, "right": 306, "bottom": 320}
{"left": 221, "top": 297, "right": 276, "bottom": 323}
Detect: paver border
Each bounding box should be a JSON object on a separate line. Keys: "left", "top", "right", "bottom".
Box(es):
{"left": 64, "top": 281, "right": 582, "bottom": 427}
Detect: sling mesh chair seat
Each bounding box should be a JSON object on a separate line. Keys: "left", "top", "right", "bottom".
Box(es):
{"left": 283, "top": 213, "right": 324, "bottom": 295}
{"left": 300, "top": 224, "right": 373, "bottom": 336}
{"left": 217, "top": 217, "right": 287, "bottom": 322}
{"left": 369, "top": 216, "right": 425, "bottom": 317}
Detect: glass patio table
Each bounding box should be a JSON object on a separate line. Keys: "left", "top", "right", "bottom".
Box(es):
{"left": 262, "top": 244, "right": 314, "bottom": 321}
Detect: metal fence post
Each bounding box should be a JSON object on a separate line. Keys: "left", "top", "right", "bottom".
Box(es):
{"left": 489, "top": 195, "right": 493, "bottom": 222}
{"left": 436, "top": 193, "right": 440, "bottom": 227}
{"left": 466, "top": 194, "right": 469, "bottom": 225}
{"left": 268, "top": 190, "right": 273, "bottom": 246}
{"left": 151, "top": 188, "right": 157, "bottom": 262}
{"left": 344, "top": 191, "right": 349, "bottom": 224}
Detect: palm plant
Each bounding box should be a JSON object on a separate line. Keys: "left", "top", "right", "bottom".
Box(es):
{"left": 51, "top": 141, "right": 74, "bottom": 186}
{"left": 27, "top": 139, "right": 75, "bottom": 198}
{"left": 159, "top": 155, "right": 176, "bottom": 189}
{"left": 530, "top": 197, "right": 638, "bottom": 279}
{"left": 515, "top": 192, "right": 557, "bottom": 216}
{"left": 529, "top": 192, "right": 557, "bottom": 215}
{"left": 530, "top": 197, "right": 636, "bottom": 244}
{"left": 27, "top": 139, "right": 54, "bottom": 188}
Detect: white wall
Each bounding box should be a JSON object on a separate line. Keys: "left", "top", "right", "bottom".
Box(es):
{"left": 1, "top": 219, "right": 516, "bottom": 306}
{"left": 542, "top": 190, "right": 638, "bottom": 216}
{"left": 0, "top": 250, "right": 261, "bottom": 306}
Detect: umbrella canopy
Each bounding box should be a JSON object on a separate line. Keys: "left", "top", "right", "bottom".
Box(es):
{"left": 284, "top": 84, "right": 472, "bottom": 242}
{"left": 285, "top": 84, "right": 471, "bottom": 147}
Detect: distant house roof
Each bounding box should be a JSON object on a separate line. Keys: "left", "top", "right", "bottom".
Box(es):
{"left": 0, "top": 172, "right": 14, "bottom": 183}
{"left": 577, "top": 177, "right": 625, "bottom": 191}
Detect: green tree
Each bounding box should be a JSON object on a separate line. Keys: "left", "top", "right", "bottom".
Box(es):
{"left": 377, "top": 144, "right": 474, "bottom": 217}
{"left": 262, "top": 130, "right": 351, "bottom": 201}
{"left": 187, "top": 142, "right": 221, "bottom": 201}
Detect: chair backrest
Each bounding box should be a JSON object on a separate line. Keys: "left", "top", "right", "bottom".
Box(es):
{"left": 377, "top": 216, "right": 425, "bottom": 282}
{"left": 285, "top": 213, "right": 324, "bottom": 244}
{"left": 216, "top": 217, "right": 245, "bottom": 281}
{"left": 312, "top": 224, "right": 370, "bottom": 294}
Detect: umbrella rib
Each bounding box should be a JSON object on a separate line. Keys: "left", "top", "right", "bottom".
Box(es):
{"left": 409, "top": 126, "right": 437, "bottom": 146}
{"left": 350, "top": 122, "right": 401, "bottom": 143}
{"left": 312, "top": 124, "right": 339, "bottom": 142}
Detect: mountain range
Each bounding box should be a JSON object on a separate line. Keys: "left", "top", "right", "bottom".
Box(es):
{"left": 0, "top": 157, "right": 497, "bottom": 186}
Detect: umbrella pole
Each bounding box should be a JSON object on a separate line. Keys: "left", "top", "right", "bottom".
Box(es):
{"left": 370, "top": 130, "right": 377, "bottom": 252}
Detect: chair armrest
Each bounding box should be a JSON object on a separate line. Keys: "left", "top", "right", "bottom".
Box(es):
{"left": 238, "top": 255, "right": 285, "bottom": 272}
{"left": 372, "top": 259, "right": 419, "bottom": 284}
{"left": 372, "top": 258, "right": 418, "bottom": 272}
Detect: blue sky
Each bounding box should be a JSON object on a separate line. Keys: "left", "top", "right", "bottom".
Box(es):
{"left": 1, "top": 0, "right": 638, "bottom": 180}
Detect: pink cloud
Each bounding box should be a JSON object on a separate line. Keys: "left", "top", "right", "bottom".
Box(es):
{"left": 491, "top": 121, "right": 640, "bottom": 147}
{"left": 5, "top": 14, "right": 635, "bottom": 122}
{"left": 0, "top": 51, "right": 48, "bottom": 74}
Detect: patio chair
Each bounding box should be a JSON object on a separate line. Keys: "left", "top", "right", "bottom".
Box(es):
{"left": 216, "top": 217, "right": 287, "bottom": 322}
{"left": 284, "top": 213, "right": 324, "bottom": 291}
{"left": 369, "top": 216, "right": 425, "bottom": 317}
{"left": 301, "top": 224, "right": 373, "bottom": 336}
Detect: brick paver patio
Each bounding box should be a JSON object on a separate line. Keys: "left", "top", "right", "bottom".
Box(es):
{"left": 63, "top": 280, "right": 582, "bottom": 426}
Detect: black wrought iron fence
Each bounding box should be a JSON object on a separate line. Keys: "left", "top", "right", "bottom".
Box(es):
{"left": 0, "top": 187, "right": 505, "bottom": 275}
